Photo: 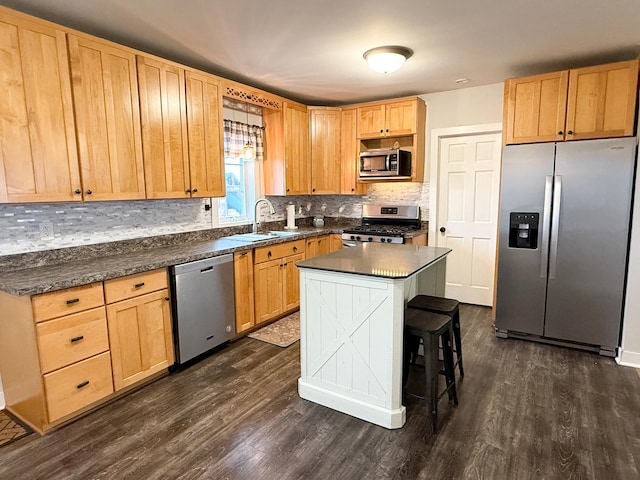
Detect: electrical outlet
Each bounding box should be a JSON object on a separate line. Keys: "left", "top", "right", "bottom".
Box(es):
{"left": 39, "top": 221, "right": 54, "bottom": 240}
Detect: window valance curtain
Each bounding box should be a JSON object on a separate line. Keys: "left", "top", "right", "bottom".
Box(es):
{"left": 223, "top": 120, "right": 264, "bottom": 161}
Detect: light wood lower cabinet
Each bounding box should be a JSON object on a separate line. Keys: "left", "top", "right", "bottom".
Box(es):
{"left": 306, "top": 235, "right": 331, "bottom": 259}
{"left": 43, "top": 351, "right": 113, "bottom": 422}
{"left": 234, "top": 250, "right": 255, "bottom": 334}
{"left": 253, "top": 240, "right": 305, "bottom": 324}
{"left": 105, "top": 271, "right": 174, "bottom": 391}
{"left": 330, "top": 234, "right": 344, "bottom": 251}
{"left": 0, "top": 268, "right": 174, "bottom": 433}
{"left": 406, "top": 233, "right": 427, "bottom": 246}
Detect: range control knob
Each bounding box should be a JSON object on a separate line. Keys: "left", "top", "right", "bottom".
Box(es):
{"left": 367, "top": 237, "right": 373, "bottom": 242}
{"left": 350, "top": 235, "right": 356, "bottom": 240}
{"left": 386, "top": 238, "right": 392, "bottom": 243}
{"left": 356, "top": 236, "right": 361, "bottom": 241}
{"left": 380, "top": 238, "right": 386, "bottom": 243}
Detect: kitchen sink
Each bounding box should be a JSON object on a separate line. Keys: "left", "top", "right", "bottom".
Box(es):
{"left": 225, "top": 231, "right": 299, "bottom": 242}
{"left": 268, "top": 230, "right": 299, "bottom": 237}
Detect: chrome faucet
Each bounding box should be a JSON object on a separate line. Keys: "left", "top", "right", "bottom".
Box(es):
{"left": 253, "top": 197, "right": 275, "bottom": 233}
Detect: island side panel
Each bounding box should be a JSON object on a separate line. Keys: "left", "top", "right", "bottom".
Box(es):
{"left": 416, "top": 257, "right": 447, "bottom": 297}
{"left": 298, "top": 268, "right": 406, "bottom": 429}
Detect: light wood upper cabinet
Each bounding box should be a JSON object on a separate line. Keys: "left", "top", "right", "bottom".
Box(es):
{"left": 234, "top": 251, "right": 255, "bottom": 334}
{"left": 565, "top": 60, "right": 638, "bottom": 141}
{"left": 137, "top": 56, "right": 191, "bottom": 198}
{"left": 263, "top": 102, "right": 310, "bottom": 195}
{"left": 284, "top": 102, "right": 311, "bottom": 195}
{"left": 185, "top": 70, "right": 226, "bottom": 198}
{"left": 357, "top": 99, "right": 418, "bottom": 139}
{"left": 310, "top": 107, "right": 341, "bottom": 194}
{"left": 503, "top": 71, "right": 568, "bottom": 145}
{"left": 0, "top": 10, "right": 81, "bottom": 203}
{"left": 68, "top": 35, "right": 146, "bottom": 201}
{"left": 504, "top": 60, "right": 638, "bottom": 144}
{"left": 340, "top": 108, "right": 365, "bottom": 194}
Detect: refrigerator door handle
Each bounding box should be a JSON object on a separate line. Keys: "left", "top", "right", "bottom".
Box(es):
{"left": 540, "top": 175, "right": 553, "bottom": 278}
{"left": 549, "top": 175, "right": 562, "bottom": 279}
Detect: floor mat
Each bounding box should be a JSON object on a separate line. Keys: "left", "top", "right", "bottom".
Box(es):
{"left": 248, "top": 311, "right": 300, "bottom": 347}
{"left": 0, "top": 410, "right": 32, "bottom": 447}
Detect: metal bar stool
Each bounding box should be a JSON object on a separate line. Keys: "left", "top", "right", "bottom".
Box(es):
{"left": 407, "top": 295, "right": 464, "bottom": 377}
{"left": 403, "top": 308, "right": 458, "bottom": 433}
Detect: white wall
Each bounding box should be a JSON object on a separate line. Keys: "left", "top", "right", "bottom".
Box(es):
{"left": 420, "top": 83, "right": 505, "bottom": 182}
{"left": 620, "top": 151, "right": 640, "bottom": 367}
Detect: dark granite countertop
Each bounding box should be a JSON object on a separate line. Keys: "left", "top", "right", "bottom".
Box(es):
{"left": 296, "top": 243, "right": 451, "bottom": 279}
{"left": 0, "top": 227, "right": 344, "bottom": 296}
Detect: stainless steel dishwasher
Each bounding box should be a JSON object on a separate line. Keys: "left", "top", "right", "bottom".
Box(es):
{"left": 170, "top": 254, "right": 236, "bottom": 365}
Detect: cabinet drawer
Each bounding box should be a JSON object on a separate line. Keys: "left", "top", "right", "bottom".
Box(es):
{"left": 44, "top": 352, "right": 114, "bottom": 422}
{"left": 37, "top": 307, "right": 109, "bottom": 374}
{"left": 254, "top": 240, "right": 305, "bottom": 263}
{"left": 104, "top": 269, "right": 167, "bottom": 304}
{"left": 32, "top": 283, "right": 105, "bottom": 323}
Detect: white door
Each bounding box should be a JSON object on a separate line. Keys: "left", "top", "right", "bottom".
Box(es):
{"left": 436, "top": 133, "right": 501, "bottom": 306}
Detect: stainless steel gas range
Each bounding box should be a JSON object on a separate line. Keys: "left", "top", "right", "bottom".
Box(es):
{"left": 342, "top": 204, "right": 421, "bottom": 244}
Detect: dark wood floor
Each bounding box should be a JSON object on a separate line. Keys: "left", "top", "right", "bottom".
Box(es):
{"left": 1, "top": 305, "right": 639, "bottom": 480}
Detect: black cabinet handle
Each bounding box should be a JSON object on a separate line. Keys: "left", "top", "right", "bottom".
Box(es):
{"left": 439, "top": 227, "right": 446, "bottom": 233}
{"left": 268, "top": 251, "right": 272, "bottom": 258}
{"left": 86, "top": 190, "right": 92, "bottom": 195}
{"left": 286, "top": 188, "right": 290, "bottom": 192}
{"left": 70, "top": 335, "right": 84, "bottom": 343}
{"left": 385, "top": 129, "right": 389, "bottom": 133}
{"left": 66, "top": 298, "right": 80, "bottom": 305}
{"left": 293, "top": 246, "right": 298, "bottom": 252}
{"left": 134, "top": 282, "right": 145, "bottom": 288}
{"left": 312, "top": 188, "right": 316, "bottom": 192}
{"left": 567, "top": 130, "right": 573, "bottom": 135}
{"left": 74, "top": 189, "right": 82, "bottom": 195}
{"left": 76, "top": 380, "right": 90, "bottom": 389}
{"left": 192, "top": 188, "right": 198, "bottom": 193}
{"left": 164, "top": 296, "right": 170, "bottom": 301}
{"left": 557, "top": 131, "right": 563, "bottom": 135}
{"left": 185, "top": 189, "right": 191, "bottom": 193}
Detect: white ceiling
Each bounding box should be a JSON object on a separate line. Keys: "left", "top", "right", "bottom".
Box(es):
{"left": 1, "top": 0, "right": 639, "bottom": 105}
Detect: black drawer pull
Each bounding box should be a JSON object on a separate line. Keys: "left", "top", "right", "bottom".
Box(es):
{"left": 66, "top": 298, "right": 80, "bottom": 305}
{"left": 76, "top": 381, "right": 90, "bottom": 389}
{"left": 134, "top": 282, "right": 145, "bottom": 288}
{"left": 293, "top": 246, "right": 298, "bottom": 252}
{"left": 70, "top": 335, "right": 84, "bottom": 343}
{"left": 268, "top": 251, "right": 272, "bottom": 258}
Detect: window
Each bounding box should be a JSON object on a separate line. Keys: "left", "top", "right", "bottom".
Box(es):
{"left": 215, "top": 103, "right": 264, "bottom": 225}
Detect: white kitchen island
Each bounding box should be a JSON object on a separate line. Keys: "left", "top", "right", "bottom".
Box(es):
{"left": 296, "top": 243, "right": 451, "bottom": 429}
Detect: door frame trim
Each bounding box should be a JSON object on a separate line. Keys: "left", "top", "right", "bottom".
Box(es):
{"left": 428, "top": 123, "right": 503, "bottom": 245}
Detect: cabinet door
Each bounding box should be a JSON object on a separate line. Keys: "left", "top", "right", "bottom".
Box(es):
{"left": 254, "top": 258, "right": 283, "bottom": 323}
{"left": 340, "top": 108, "right": 365, "bottom": 194}
{"left": 185, "top": 70, "right": 226, "bottom": 198}
{"left": 565, "top": 60, "right": 638, "bottom": 141}
{"left": 310, "top": 108, "right": 341, "bottom": 194}
{"left": 137, "top": 56, "right": 190, "bottom": 198}
{"left": 107, "top": 289, "right": 173, "bottom": 390}
{"left": 357, "top": 104, "right": 386, "bottom": 138}
{"left": 234, "top": 251, "right": 255, "bottom": 333}
{"left": 330, "top": 234, "right": 344, "bottom": 252}
{"left": 0, "top": 11, "right": 81, "bottom": 203}
{"left": 282, "top": 253, "right": 305, "bottom": 312}
{"left": 68, "top": 35, "right": 145, "bottom": 201}
{"left": 306, "top": 235, "right": 330, "bottom": 259}
{"left": 284, "top": 102, "right": 311, "bottom": 195}
{"left": 504, "top": 71, "right": 569, "bottom": 145}
{"left": 385, "top": 100, "right": 417, "bottom": 136}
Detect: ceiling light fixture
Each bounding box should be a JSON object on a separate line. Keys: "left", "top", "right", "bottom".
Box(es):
{"left": 363, "top": 46, "right": 413, "bottom": 74}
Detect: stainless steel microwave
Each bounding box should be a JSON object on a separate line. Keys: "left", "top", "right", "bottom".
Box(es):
{"left": 359, "top": 149, "right": 412, "bottom": 178}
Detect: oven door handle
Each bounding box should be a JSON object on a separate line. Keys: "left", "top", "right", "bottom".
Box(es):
{"left": 342, "top": 242, "right": 358, "bottom": 248}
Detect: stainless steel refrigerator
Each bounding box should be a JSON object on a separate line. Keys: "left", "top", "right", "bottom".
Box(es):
{"left": 495, "top": 137, "right": 637, "bottom": 356}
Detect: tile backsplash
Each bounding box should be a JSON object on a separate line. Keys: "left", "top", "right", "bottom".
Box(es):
{"left": 0, "top": 183, "right": 429, "bottom": 256}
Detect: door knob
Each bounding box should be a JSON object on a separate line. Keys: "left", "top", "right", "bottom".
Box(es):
{"left": 439, "top": 227, "right": 446, "bottom": 233}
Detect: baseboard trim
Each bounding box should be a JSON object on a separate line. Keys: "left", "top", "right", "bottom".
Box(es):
{"left": 617, "top": 349, "right": 640, "bottom": 368}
